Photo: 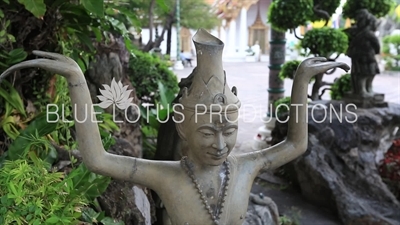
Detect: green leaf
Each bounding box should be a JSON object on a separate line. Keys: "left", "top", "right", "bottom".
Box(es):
{"left": 101, "top": 217, "right": 125, "bottom": 225}
{"left": 6, "top": 111, "right": 59, "bottom": 160}
{"left": 75, "top": 31, "right": 95, "bottom": 52}
{"left": 81, "top": 0, "right": 104, "bottom": 17}
{"left": 155, "top": 0, "right": 169, "bottom": 13}
{"left": 17, "top": 0, "right": 46, "bottom": 18}
{"left": 157, "top": 81, "right": 168, "bottom": 110}
{"left": 45, "top": 216, "right": 60, "bottom": 224}
{"left": 7, "top": 48, "right": 28, "bottom": 65}
{"left": 0, "top": 80, "right": 26, "bottom": 117}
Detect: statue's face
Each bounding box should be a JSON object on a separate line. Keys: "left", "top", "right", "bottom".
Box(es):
{"left": 178, "top": 110, "right": 239, "bottom": 166}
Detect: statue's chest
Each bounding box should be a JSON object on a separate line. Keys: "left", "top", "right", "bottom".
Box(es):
{"left": 165, "top": 175, "right": 253, "bottom": 225}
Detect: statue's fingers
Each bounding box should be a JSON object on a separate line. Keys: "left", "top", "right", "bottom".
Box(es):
{"left": 32, "top": 50, "right": 71, "bottom": 62}
{"left": 301, "top": 57, "right": 327, "bottom": 68}
{"left": 310, "top": 57, "right": 327, "bottom": 63}
{"left": 0, "top": 59, "right": 71, "bottom": 82}
{"left": 316, "top": 61, "right": 350, "bottom": 73}
{"left": 335, "top": 63, "right": 350, "bottom": 72}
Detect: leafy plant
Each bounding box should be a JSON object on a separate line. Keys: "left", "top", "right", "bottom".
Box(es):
{"left": 128, "top": 49, "right": 179, "bottom": 105}
{"left": 0, "top": 79, "right": 29, "bottom": 140}
{"left": 382, "top": 34, "right": 400, "bottom": 71}
{"left": 300, "top": 27, "right": 348, "bottom": 58}
{"left": 342, "top": 0, "right": 395, "bottom": 19}
{"left": 274, "top": 97, "right": 292, "bottom": 117}
{"left": 330, "top": 73, "right": 351, "bottom": 100}
{"left": 140, "top": 81, "right": 177, "bottom": 159}
{"left": 267, "top": 0, "right": 313, "bottom": 32}
{"left": 0, "top": 154, "right": 88, "bottom": 225}
{"left": 279, "top": 60, "right": 301, "bottom": 80}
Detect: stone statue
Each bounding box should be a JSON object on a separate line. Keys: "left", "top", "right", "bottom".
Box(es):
{"left": 0, "top": 29, "right": 349, "bottom": 225}
{"left": 344, "top": 9, "right": 386, "bottom": 107}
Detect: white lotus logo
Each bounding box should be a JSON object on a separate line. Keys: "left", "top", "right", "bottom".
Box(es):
{"left": 97, "top": 78, "right": 133, "bottom": 110}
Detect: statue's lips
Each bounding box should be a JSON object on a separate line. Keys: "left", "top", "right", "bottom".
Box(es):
{"left": 207, "top": 152, "right": 227, "bottom": 159}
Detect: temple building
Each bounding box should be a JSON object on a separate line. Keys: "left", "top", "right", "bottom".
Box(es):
{"left": 138, "top": 0, "right": 347, "bottom": 62}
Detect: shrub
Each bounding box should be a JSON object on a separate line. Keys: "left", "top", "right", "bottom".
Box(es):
{"left": 330, "top": 73, "right": 351, "bottom": 100}
{"left": 279, "top": 60, "right": 301, "bottom": 80}
{"left": 128, "top": 49, "right": 179, "bottom": 104}
{"left": 274, "top": 97, "right": 292, "bottom": 116}
{"left": 267, "top": 0, "right": 313, "bottom": 32}
{"left": 0, "top": 156, "right": 88, "bottom": 225}
{"left": 342, "top": 0, "right": 395, "bottom": 19}
{"left": 300, "top": 27, "right": 348, "bottom": 58}
{"left": 382, "top": 34, "right": 400, "bottom": 71}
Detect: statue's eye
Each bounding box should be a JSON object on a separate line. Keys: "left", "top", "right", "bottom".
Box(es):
{"left": 202, "top": 132, "right": 214, "bottom": 137}
{"left": 223, "top": 128, "right": 236, "bottom": 136}
{"left": 199, "top": 129, "right": 214, "bottom": 137}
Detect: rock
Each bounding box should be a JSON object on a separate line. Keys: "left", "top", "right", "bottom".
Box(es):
{"left": 244, "top": 193, "right": 280, "bottom": 225}
{"left": 270, "top": 101, "right": 400, "bottom": 225}
{"left": 97, "top": 138, "right": 156, "bottom": 224}
{"left": 98, "top": 180, "right": 156, "bottom": 225}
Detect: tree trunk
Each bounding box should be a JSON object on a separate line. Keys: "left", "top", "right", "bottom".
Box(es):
{"left": 311, "top": 73, "right": 324, "bottom": 100}
{"left": 166, "top": 24, "right": 172, "bottom": 55}
{"left": 143, "top": 0, "right": 156, "bottom": 51}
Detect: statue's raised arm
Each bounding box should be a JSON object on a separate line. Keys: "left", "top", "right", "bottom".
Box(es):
{"left": 0, "top": 51, "right": 171, "bottom": 192}
{"left": 239, "top": 57, "right": 350, "bottom": 173}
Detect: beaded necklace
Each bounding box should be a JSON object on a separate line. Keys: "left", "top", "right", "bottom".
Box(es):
{"left": 180, "top": 156, "right": 230, "bottom": 225}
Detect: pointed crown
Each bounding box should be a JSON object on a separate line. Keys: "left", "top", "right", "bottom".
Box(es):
{"left": 179, "top": 29, "right": 241, "bottom": 113}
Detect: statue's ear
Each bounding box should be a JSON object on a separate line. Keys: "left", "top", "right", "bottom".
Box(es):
{"left": 175, "top": 122, "right": 187, "bottom": 141}
{"left": 174, "top": 111, "right": 187, "bottom": 141}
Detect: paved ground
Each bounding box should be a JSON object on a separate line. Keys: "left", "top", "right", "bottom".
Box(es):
{"left": 173, "top": 55, "right": 400, "bottom": 224}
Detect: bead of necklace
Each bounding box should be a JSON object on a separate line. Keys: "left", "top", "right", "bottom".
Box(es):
{"left": 181, "top": 156, "right": 230, "bottom": 225}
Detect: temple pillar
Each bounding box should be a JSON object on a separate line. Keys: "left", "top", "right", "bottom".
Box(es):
{"left": 227, "top": 20, "right": 237, "bottom": 54}
{"left": 239, "top": 7, "right": 248, "bottom": 53}
{"left": 253, "top": 28, "right": 286, "bottom": 150}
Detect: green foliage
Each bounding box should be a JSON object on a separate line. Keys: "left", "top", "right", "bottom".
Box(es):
{"left": 342, "top": 0, "right": 395, "bottom": 19}
{"left": 140, "top": 81, "right": 176, "bottom": 159}
{"left": 279, "top": 60, "right": 301, "bottom": 80}
{"left": 300, "top": 27, "right": 348, "bottom": 57}
{"left": 138, "top": 0, "right": 220, "bottom": 30}
{"left": 16, "top": 0, "right": 46, "bottom": 18}
{"left": 309, "top": 0, "right": 342, "bottom": 22}
{"left": 81, "top": 208, "right": 125, "bottom": 225}
{"left": 382, "top": 34, "right": 400, "bottom": 71}
{"left": 330, "top": 73, "right": 351, "bottom": 100}
{"left": 128, "top": 49, "right": 179, "bottom": 104}
{"left": 0, "top": 154, "right": 88, "bottom": 225}
{"left": 0, "top": 48, "right": 28, "bottom": 71}
{"left": 274, "top": 97, "right": 292, "bottom": 116}
{"left": 0, "top": 80, "right": 29, "bottom": 141}
{"left": 267, "top": 0, "right": 313, "bottom": 32}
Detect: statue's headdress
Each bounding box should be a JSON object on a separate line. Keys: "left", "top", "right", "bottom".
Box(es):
{"left": 179, "top": 29, "right": 241, "bottom": 113}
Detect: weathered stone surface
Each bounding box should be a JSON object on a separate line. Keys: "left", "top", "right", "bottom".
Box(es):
{"left": 244, "top": 193, "right": 279, "bottom": 225}
{"left": 98, "top": 138, "right": 156, "bottom": 225}
{"left": 271, "top": 101, "right": 400, "bottom": 225}
{"left": 86, "top": 36, "right": 142, "bottom": 156}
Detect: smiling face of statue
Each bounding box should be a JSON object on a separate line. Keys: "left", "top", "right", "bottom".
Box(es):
{"left": 175, "top": 109, "right": 239, "bottom": 166}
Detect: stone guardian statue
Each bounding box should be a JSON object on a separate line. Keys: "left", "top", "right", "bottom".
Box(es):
{"left": 0, "top": 29, "right": 349, "bottom": 225}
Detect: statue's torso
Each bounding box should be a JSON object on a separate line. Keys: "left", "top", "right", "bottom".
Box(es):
{"left": 157, "top": 156, "right": 255, "bottom": 225}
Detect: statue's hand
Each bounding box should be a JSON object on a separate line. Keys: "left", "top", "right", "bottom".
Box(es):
{"left": 0, "top": 50, "right": 82, "bottom": 82}
{"left": 296, "top": 57, "right": 350, "bottom": 81}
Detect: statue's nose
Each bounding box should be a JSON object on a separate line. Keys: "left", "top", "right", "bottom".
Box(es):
{"left": 212, "top": 133, "right": 226, "bottom": 151}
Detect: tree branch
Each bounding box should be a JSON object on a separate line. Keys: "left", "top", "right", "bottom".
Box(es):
{"left": 313, "top": 4, "right": 330, "bottom": 27}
